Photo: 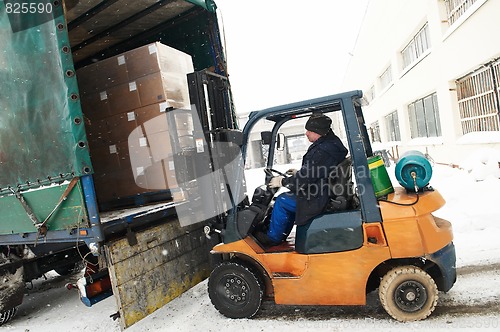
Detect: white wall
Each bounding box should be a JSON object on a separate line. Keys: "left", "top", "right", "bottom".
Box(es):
{"left": 342, "top": 0, "right": 500, "bottom": 165}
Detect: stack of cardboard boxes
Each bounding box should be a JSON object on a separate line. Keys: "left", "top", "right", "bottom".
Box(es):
{"left": 77, "top": 42, "right": 194, "bottom": 208}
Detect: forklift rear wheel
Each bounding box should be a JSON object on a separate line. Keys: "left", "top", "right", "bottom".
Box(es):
{"left": 379, "top": 265, "right": 438, "bottom": 322}
{"left": 208, "top": 260, "right": 263, "bottom": 319}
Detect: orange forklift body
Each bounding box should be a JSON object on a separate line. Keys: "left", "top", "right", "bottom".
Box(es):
{"left": 211, "top": 189, "right": 453, "bottom": 306}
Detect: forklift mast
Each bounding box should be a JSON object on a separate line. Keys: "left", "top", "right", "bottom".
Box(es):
{"left": 188, "top": 70, "right": 238, "bottom": 134}
{"left": 186, "top": 70, "right": 246, "bottom": 237}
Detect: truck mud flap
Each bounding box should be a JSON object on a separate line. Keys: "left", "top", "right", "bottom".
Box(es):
{"left": 104, "top": 217, "right": 211, "bottom": 330}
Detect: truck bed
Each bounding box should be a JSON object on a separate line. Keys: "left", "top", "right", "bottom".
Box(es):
{"left": 100, "top": 201, "right": 186, "bottom": 242}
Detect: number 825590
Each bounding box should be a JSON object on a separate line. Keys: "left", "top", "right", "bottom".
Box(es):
{"left": 5, "top": 2, "right": 53, "bottom": 14}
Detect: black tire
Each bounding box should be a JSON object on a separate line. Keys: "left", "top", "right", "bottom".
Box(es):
{"left": 379, "top": 265, "right": 438, "bottom": 322}
{"left": 0, "top": 307, "right": 17, "bottom": 326}
{"left": 0, "top": 261, "right": 23, "bottom": 326}
{"left": 208, "top": 260, "right": 263, "bottom": 318}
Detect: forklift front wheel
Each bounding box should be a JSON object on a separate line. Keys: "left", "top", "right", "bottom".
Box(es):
{"left": 208, "top": 261, "right": 263, "bottom": 319}
{"left": 379, "top": 265, "right": 438, "bottom": 322}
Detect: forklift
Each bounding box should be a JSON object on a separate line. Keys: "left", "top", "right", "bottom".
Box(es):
{"left": 203, "top": 90, "right": 456, "bottom": 322}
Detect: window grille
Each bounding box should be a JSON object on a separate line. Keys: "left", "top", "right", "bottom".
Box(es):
{"left": 444, "top": 0, "right": 478, "bottom": 26}
{"left": 385, "top": 111, "right": 401, "bottom": 141}
{"left": 366, "top": 85, "right": 375, "bottom": 102}
{"left": 456, "top": 61, "right": 500, "bottom": 134}
{"left": 370, "top": 121, "right": 381, "bottom": 143}
{"left": 402, "top": 24, "right": 430, "bottom": 70}
{"left": 379, "top": 66, "right": 392, "bottom": 91}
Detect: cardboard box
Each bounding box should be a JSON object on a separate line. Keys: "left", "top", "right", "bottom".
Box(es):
{"left": 106, "top": 112, "right": 139, "bottom": 143}
{"left": 92, "top": 140, "right": 182, "bottom": 203}
{"left": 85, "top": 118, "right": 111, "bottom": 148}
{"left": 144, "top": 158, "right": 178, "bottom": 190}
{"left": 77, "top": 42, "right": 193, "bottom": 110}
{"left": 173, "top": 112, "right": 195, "bottom": 149}
{"left": 136, "top": 72, "right": 191, "bottom": 109}
{"left": 89, "top": 144, "right": 121, "bottom": 173}
{"left": 127, "top": 133, "right": 172, "bottom": 168}
{"left": 93, "top": 166, "right": 147, "bottom": 202}
{"left": 77, "top": 42, "right": 194, "bottom": 206}
{"left": 80, "top": 91, "right": 111, "bottom": 121}
{"left": 144, "top": 130, "right": 173, "bottom": 162}
{"left": 107, "top": 81, "right": 142, "bottom": 115}
{"left": 76, "top": 64, "right": 103, "bottom": 95}
{"left": 138, "top": 109, "right": 169, "bottom": 136}
{"left": 117, "top": 166, "right": 148, "bottom": 197}
{"left": 95, "top": 54, "right": 129, "bottom": 88}
{"left": 125, "top": 42, "right": 194, "bottom": 81}
{"left": 133, "top": 104, "right": 195, "bottom": 145}
{"left": 76, "top": 55, "right": 128, "bottom": 94}
{"left": 135, "top": 103, "right": 169, "bottom": 127}
{"left": 116, "top": 141, "right": 133, "bottom": 170}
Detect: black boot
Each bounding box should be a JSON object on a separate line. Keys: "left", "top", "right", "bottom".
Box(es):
{"left": 254, "top": 231, "right": 273, "bottom": 246}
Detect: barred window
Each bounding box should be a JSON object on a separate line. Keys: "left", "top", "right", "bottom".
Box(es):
{"left": 456, "top": 61, "right": 500, "bottom": 134}
{"left": 379, "top": 66, "right": 392, "bottom": 91}
{"left": 408, "top": 93, "right": 442, "bottom": 138}
{"left": 370, "top": 85, "right": 375, "bottom": 100}
{"left": 402, "top": 24, "right": 430, "bottom": 70}
{"left": 385, "top": 111, "right": 401, "bottom": 141}
{"left": 370, "top": 121, "right": 381, "bottom": 143}
{"left": 364, "top": 85, "right": 375, "bottom": 103}
{"left": 444, "top": 0, "right": 478, "bottom": 26}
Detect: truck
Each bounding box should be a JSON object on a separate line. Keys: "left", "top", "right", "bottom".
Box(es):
{"left": 0, "top": 0, "right": 239, "bottom": 328}
{"left": 0, "top": 0, "right": 456, "bottom": 328}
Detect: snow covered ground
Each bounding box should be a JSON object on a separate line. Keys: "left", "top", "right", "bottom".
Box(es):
{"left": 4, "top": 150, "right": 500, "bottom": 331}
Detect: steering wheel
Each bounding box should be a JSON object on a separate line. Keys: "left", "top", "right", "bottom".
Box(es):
{"left": 264, "top": 168, "right": 288, "bottom": 178}
{"left": 263, "top": 168, "right": 290, "bottom": 188}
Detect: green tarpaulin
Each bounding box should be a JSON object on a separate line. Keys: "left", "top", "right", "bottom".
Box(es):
{"left": 0, "top": 1, "right": 92, "bottom": 194}
{"left": 186, "top": 0, "right": 217, "bottom": 12}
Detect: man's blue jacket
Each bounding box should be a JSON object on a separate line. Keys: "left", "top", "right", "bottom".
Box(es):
{"left": 282, "top": 130, "right": 348, "bottom": 225}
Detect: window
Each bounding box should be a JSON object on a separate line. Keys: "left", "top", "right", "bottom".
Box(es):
{"left": 408, "top": 93, "right": 442, "bottom": 138}
{"left": 365, "top": 85, "right": 375, "bottom": 103}
{"left": 402, "top": 24, "right": 430, "bottom": 70}
{"left": 370, "top": 121, "right": 381, "bottom": 143}
{"left": 286, "top": 134, "right": 309, "bottom": 162}
{"left": 444, "top": 0, "right": 479, "bottom": 26}
{"left": 456, "top": 60, "right": 500, "bottom": 134}
{"left": 385, "top": 111, "right": 401, "bottom": 141}
{"left": 379, "top": 66, "right": 392, "bottom": 91}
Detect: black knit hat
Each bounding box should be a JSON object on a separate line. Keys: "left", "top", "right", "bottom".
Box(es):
{"left": 305, "top": 114, "right": 332, "bottom": 136}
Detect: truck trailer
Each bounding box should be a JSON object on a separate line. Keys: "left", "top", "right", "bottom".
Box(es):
{"left": 0, "top": 0, "right": 239, "bottom": 328}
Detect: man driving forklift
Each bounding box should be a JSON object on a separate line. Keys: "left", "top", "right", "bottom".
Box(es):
{"left": 255, "top": 114, "right": 348, "bottom": 246}
{"left": 208, "top": 92, "right": 456, "bottom": 322}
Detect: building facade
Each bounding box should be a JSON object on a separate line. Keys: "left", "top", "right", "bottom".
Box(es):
{"left": 342, "top": 0, "right": 500, "bottom": 165}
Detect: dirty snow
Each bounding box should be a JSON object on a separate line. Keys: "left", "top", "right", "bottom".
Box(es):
{"left": 4, "top": 149, "right": 500, "bottom": 331}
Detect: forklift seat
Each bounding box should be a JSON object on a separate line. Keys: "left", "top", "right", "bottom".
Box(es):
{"left": 295, "top": 209, "right": 364, "bottom": 254}
{"left": 325, "top": 156, "right": 354, "bottom": 212}
{"left": 295, "top": 157, "right": 363, "bottom": 254}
